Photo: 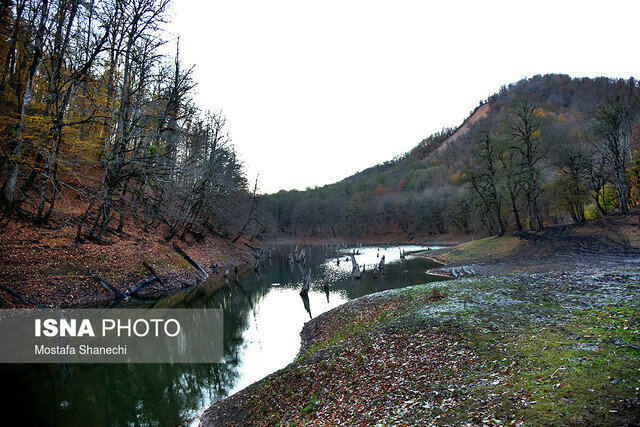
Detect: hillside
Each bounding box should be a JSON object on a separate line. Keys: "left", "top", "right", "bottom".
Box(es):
{"left": 264, "top": 74, "right": 640, "bottom": 240}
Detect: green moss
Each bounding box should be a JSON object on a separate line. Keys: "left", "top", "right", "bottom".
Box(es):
{"left": 234, "top": 270, "right": 640, "bottom": 425}
{"left": 432, "top": 235, "right": 523, "bottom": 264}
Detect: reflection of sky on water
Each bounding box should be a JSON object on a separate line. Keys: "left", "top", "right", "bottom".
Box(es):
{"left": 0, "top": 244, "right": 444, "bottom": 426}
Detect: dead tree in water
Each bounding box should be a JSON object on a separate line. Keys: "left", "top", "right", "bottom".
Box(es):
{"left": 353, "top": 264, "right": 361, "bottom": 279}
{"left": 350, "top": 254, "right": 361, "bottom": 279}
{"left": 297, "top": 248, "right": 306, "bottom": 264}
{"left": 323, "top": 272, "right": 330, "bottom": 291}
{"left": 300, "top": 268, "right": 312, "bottom": 296}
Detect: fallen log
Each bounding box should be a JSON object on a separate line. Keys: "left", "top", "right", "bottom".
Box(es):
{"left": 142, "top": 261, "right": 165, "bottom": 287}
{"left": 126, "top": 277, "right": 160, "bottom": 297}
{"left": 244, "top": 242, "right": 259, "bottom": 252}
{"left": 172, "top": 243, "right": 208, "bottom": 280}
{"left": 0, "top": 284, "right": 45, "bottom": 308}
{"left": 92, "top": 276, "right": 129, "bottom": 300}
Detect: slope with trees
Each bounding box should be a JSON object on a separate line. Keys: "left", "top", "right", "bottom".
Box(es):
{"left": 0, "top": 0, "right": 270, "bottom": 307}
{"left": 265, "top": 74, "right": 640, "bottom": 239}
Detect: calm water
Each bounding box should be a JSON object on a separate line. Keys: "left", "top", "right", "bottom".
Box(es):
{"left": 1, "top": 244, "right": 445, "bottom": 425}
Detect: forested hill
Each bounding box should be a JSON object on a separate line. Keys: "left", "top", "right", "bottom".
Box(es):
{"left": 264, "top": 74, "right": 640, "bottom": 238}
{"left": 0, "top": 1, "right": 265, "bottom": 244}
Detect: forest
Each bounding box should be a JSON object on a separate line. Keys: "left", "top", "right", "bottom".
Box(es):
{"left": 265, "top": 74, "right": 640, "bottom": 238}
{"left": 0, "top": 0, "right": 266, "bottom": 243}
{"left": 1, "top": 2, "right": 638, "bottom": 246}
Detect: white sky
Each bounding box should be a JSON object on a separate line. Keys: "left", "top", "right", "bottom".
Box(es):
{"left": 165, "top": 0, "right": 640, "bottom": 194}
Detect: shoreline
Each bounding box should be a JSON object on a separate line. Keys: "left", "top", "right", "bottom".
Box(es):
{"left": 0, "top": 219, "right": 255, "bottom": 308}
{"left": 265, "top": 231, "right": 480, "bottom": 247}
{"left": 200, "top": 214, "right": 640, "bottom": 425}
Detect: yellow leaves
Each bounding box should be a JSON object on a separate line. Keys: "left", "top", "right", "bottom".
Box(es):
{"left": 533, "top": 107, "right": 546, "bottom": 118}
{"left": 451, "top": 172, "right": 464, "bottom": 186}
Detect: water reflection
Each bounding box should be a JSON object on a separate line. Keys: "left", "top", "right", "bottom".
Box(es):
{"left": 0, "top": 244, "right": 445, "bottom": 425}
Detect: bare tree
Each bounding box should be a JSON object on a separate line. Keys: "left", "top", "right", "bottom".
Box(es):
{"left": 508, "top": 98, "right": 547, "bottom": 231}
{"left": 591, "top": 78, "right": 640, "bottom": 214}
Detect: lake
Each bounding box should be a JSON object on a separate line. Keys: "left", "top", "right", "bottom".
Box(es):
{"left": 0, "top": 244, "right": 445, "bottom": 425}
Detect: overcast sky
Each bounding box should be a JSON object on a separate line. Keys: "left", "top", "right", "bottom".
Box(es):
{"left": 165, "top": 0, "right": 640, "bottom": 194}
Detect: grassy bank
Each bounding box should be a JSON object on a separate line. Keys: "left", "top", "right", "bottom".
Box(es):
{"left": 202, "top": 267, "right": 640, "bottom": 425}
{"left": 201, "top": 214, "right": 640, "bottom": 425}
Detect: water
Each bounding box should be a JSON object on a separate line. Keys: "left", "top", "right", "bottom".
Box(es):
{"left": 0, "top": 244, "right": 445, "bottom": 425}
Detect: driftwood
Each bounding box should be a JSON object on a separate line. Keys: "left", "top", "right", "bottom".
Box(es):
{"left": 172, "top": 243, "right": 208, "bottom": 280}
{"left": 300, "top": 268, "right": 312, "bottom": 296}
{"left": 142, "top": 261, "right": 165, "bottom": 287}
{"left": 244, "top": 242, "right": 259, "bottom": 252}
{"left": 0, "top": 284, "right": 45, "bottom": 307}
{"left": 93, "top": 276, "right": 129, "bottom": 300}
{"left": 126, "top": 277, "right": 161, "bottom": 298}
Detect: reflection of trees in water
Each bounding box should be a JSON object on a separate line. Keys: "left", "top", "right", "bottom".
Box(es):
{"left": 0, "top": 275, "right": 271, "bottom": 424}
{"left": 1, "top": 361, "right": 239, "bottom": 425}
{"left": 0, "top": 245, "right": 445, "bottom": 425}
